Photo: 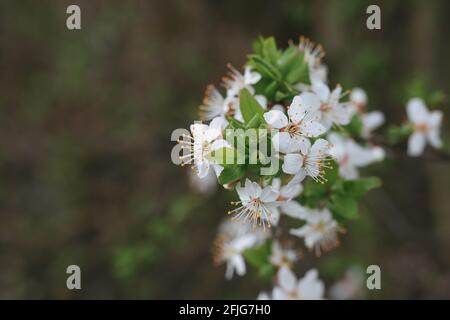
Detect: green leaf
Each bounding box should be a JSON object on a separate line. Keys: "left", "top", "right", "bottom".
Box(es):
{"left": 249, "top": 54, "right": 282, "bottom": 80}
{"left": 345, "top": 114, "right": 364, "bottom": 137}
{"left": 261, "top": 37, "right": 279, "bottom": 64}
{"left": 285, "top": 57, "right": 310, "bottom": 84}
{"left": 227, "top": 117, "right": 245, "bottom": 129}
{"left": 342, "top": 177, "right": 381, "bottom": 197}
{"left": 239, "top": 88, "right": 265, "bottom": 123}
{"left": 264, "top": 80, "right": 279, "bottom": 100}
{"left": 218, "top": 165, "right": 245, "bottom": 185}
{"left": 277, "top": 46, "right": 299, "bottom": 74}
{"left": 245, "top": 114, "right": 261, "bottom": 129}
{"left": 329, "top": 193, "right": 359, "bottom": 220}
{"left": 209, "top": 147, "right": 238, "bottom": 165}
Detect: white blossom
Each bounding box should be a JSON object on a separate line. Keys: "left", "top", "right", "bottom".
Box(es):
{"left": 290, "top": 207, "right": 343, "bottom": 255}
{"left": 272, "top": 266, "right": 325, "bottom": 300}
{"left": 264, "top": 92, "right": 326, "bottom": 154}
{"left": 311, "top": 81, "right": 354, "bottom": 129}
{"left": 223, "top": 65, "right": 261, "bottom": 97}
{"left": 349, "top": 87, "right": 368, "bottom": 111}
{"left": 328, "top": 133, "right": 385, "bottom": 180}
{"left": 406, "top": 98, "right": 443, "bottom": 156}
{"left": 269, "top": 240, "right": 298, "bottom": 269}
{"left": 361, "top": 111, "right": 385, "bottom": 139}
{"left": 282, "top": 138, "right": 332, "bottom": 183}
{"left": 228, "top": 179, "right": 281, "bottom": 229}
{"left": 213, "top": 220, "right": 266, "bottom": 280}
{"left": 270, "top": 177, "right": 303, "bottom": 216}
{"left": 178, "top": 117, "right": 230, "bottom": 178}
{"left": 298, "top": 36, "right": 328, "bottom": 83}
{"left": 349, "top": 88, "right": 385, "bottom": 138}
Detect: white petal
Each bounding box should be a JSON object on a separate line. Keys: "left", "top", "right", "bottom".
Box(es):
{"left": 299, "top": 120, "right": 326, "bottom": 138}
{"left": 331, "top": 104, "right": 353, "bottom": 126}
{"left": 278, "top": 266, "right": 296, "bottom": 292}
{"left": 310, "top": 138, "right": 330, "bottom": 155}
{"left": 281, "top": 181, "right": 303, "bottom": 199}
{"left": 407, "top": 98, "right": 429, "bottom": 124}
{"left": 288, "top": 92, "right": 321, "bottom": 124}
{"left": 190, "top": 123, "right": 208, "bottom": 138}
{"left": 257, "top": 292, "right": 271, "bottom": 300}
{"left": 272, "top": 131, "right": 291, "bottom": 153}
{"left": 264, "top": 110, "right": 288, "bottom": 129}
{"left": 260, "top": 186, "right": 279, "bottom": 203}
{"left": 311, "top": 81, "right": 330, "bottom": 102}
{"left": 245, "top": 179, "right": 262, "bottom": 198}
{"left": 266, "top": 206, "right": 280, "bottom": 226}
{"left": 339, "top": 164, "right": 359, "bottom": 180}
{"left": 212, "top": 164, "right": 224, "bottom": 177}
{"left": 282, "top": 153, "right": 304, "bottom": 175}
{"left": 298, "top": 269, "right": 324, "bottom": 300}
{"left": 281, "top": 201, "right": 309, "bottom": 219}
{"left": 361, "top": 111, "right": 385, "bottom": 137}
{"left": 196, "top": 162, "right": 210, "bottom": 178}
{"left": 225, "top": 263, "right": 234, "bottom": 280}
{"left": 427, "top": 129, "right": 442, "bottom": 149}
{"left": 236, "top": 184, "right": 250, "bottom": 202}
{"left": 350, "top": 88, "right": 367, "bottom": 106}
{"left": 428, "top": 110, "right": 443, "bottom": 128}
{"left": 244, "top": 67, "right": 261, "bottom": 84}
{"left": 408, "top": 132, "right": 426, "bottom": 156}
{"left": 233, "top": 234, "right": 257, "bottom": 251}
{"left": 272, "top": 287, "right": 288, "bottom": 300}
{"left": 232, "top": 254, "right": 246, "bottom": 276}
{"left": 272, "top": 104, "right": 285, "bottom": 112}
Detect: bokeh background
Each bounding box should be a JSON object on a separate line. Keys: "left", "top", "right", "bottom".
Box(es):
{"left": 0, "top": 0, "right": 449, "bottom": 299}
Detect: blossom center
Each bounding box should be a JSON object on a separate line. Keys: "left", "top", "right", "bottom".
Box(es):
{"left": 320, "top": 103, "right": 331, "bottom": 112}
{"left": 416, "top": 123, "right": 429, "bottom": 133}
{"left": 282, "top": 124, "right": 300, "bottom": 137}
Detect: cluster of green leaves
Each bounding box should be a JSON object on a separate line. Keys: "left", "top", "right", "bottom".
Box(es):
{"left": 250, "top": 36, "right": 309, "bottom": 103}
{"left": 215, "top": 89, "right": 275, "bottom": 185}
{"left": 213, "top": 37, "right": 312, "bottom": 185}
{"left": 300, "top": 161, "right": 381, "bottom": 221}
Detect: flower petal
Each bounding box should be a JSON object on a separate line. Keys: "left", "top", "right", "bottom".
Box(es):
{"left": 264, "top": 110, "right": 288, "bottom": 129}
{"left": 408, "top": 131, "right": 426, "bottom": 156}
{"left": 311, "top": 81, "right": 330, "bottom": 102}
{"left": 260, "top": 186, "right": 279, "bottom": 203}
{"left": 282, "top": 153, "right": 304, "bottom": 175}
{"left": 428, "top": 110, "right": 443, "bottom": 128}
{"left": 299, "top": 120, "right": 326, "bottom": 138}
{"left": 297, "top": 269, "right": 324, "bottom": 300}
{"left": 272, "top": 131, "right": 291, "bottom": 153}
{"left": 288, "top": 92, "right": 321, "bottom": 124}
{"left": 407, "top": 98, "right": 428, "bottom": 124}
{"left": 278, "top": 266, "right": 296, "bottom": 292}
{"left": 427, "top": 129, "right": 442, "bottom": 149}
{"left": 196, "top": 161, "right": 210, "bottom": 179}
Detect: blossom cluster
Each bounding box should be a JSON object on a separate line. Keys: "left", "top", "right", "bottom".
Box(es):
{"left": 174, "top": 36, "right": 445, "bottom": 299}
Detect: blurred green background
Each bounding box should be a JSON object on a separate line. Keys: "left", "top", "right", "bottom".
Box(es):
{"left": 0, "top": 0, "right": 449, "bottom": 299}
